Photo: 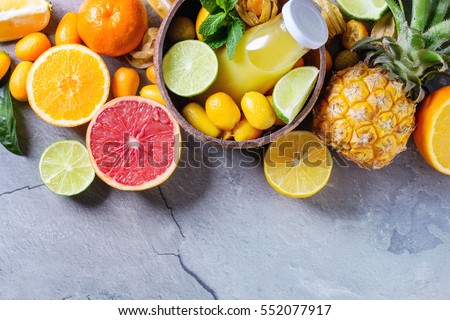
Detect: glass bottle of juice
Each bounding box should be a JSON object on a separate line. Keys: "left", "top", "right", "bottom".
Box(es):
{"left": 197, "top": 0, "right": 328, "bottom": 104}
{"left": 146, "top": 0, "right": 173, "bottom": 18}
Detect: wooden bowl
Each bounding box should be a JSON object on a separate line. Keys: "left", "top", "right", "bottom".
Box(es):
{"left": 154, "top": 0, "right": 326, "bottom": 149}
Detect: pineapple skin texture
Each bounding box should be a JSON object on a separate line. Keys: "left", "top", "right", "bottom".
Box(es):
{"left": 313, "top": 63, "right": 416, "bottom": 169}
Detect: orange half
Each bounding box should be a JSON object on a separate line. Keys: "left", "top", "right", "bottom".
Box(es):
{"left": 414, "top": 86, "right": 450, "bottom": 175}
{"left": 27, "top": 44, "right": 110, "bottom": 127}
{"left": 0, "top": 0, "right": 51, "bottom": 42}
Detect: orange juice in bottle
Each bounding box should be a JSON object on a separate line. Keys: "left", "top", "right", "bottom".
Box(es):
{"left": 197, "top": 0, "right": 328, "bottom": 103}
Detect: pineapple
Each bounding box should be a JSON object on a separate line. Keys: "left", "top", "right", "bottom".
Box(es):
{"left": 313, "top": 0, "right": 450, "bottom": 169}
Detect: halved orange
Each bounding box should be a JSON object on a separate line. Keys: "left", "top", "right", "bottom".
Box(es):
{"left": 0, "top": 0, "right": 51, "bottom": 42}
{"left": 27, "top": 44, "right": 110, "bottom": 127}
{"left": 413, "top": 86, "right": 450, "bottom": 175}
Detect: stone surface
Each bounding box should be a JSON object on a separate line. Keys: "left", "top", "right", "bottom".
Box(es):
{"left": 1, "top": 1, "right": 450, "bottom": 300}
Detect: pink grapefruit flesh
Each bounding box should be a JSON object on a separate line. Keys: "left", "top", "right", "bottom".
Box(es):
{"left": 86, "top": 96, "right": 181, "bottom": 191}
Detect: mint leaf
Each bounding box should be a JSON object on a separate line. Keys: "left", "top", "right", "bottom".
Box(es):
{"left": 199, "top": 0, "right": 221, "bottom": 14}
{"left": 228, "top": 9, "right": 241, "bottom": 20}
{"left": 217, "top": 0, "right": 238, "bottom": 13}
{"left": 199, "top": 12, "right": 228, "bottom": 37}
{"left": 226, "top": 18, "right": 245, "bottom": 59}
{"left": 198, "top": 0, "right": 245, "bottom": 59}
{"left": 203, "top": 27, "right": 228, "bottom": 49}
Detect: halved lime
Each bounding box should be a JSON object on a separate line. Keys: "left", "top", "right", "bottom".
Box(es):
{"left": 39, "top": 140, "right": 95, "bottom": 196}
{"left": 272, "top": 66, "right": 319, "bottom": 124}
{"left": 337, "top": 0, "right": 388, "bottom": 21}
{"left": 162, "top": 40, "right": 218, "bottom": 97}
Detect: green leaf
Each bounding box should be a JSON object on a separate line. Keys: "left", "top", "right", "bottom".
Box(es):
{"left": 406, "top": 28, "right": 425, "bottom": 50}
{"left": 0, "top": 80, "right": 22, "bottom": 156}
{"left": 423, "top": 20, "right": 450, "bottom": 50}
{"left": 203, "top": 26, "right": 228, "bottom": 49}
{"left": 226, "top": 18, "right": 245, "bottom": 60}
{"left": 217, "top": 0, "right": 237, "bottom": 13}
{"left": 352, "top": 36, "right": 379, "bottom": 50}
{"left": 199, "top": 0, "right": 221, "bottom": 14}
{"left": 427, "top": 0, "right": 449, "bottom": 29}
{"left": 411, "top": 0, "right": 430, "bottom": 32}
{"left": 443, "top": 54, "right": 450, "bottom": 64}
{"left": 388, "top": 42, "right": 406, "bottom": 60}
{"left": 199, "top": 12, "right": 228, "bottom": 37}
{"left": 398, "top": 0, "right": 412, "bottom": 24}
{"left": 384, "top": 0, "right": 406, "bottom": 34}
{"left": 412, "top": 49, "right": 445, "bottom": 69}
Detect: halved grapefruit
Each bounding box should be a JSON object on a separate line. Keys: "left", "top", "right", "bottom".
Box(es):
{"left": 86, "top": 96, "right": 181, "bottom": 191}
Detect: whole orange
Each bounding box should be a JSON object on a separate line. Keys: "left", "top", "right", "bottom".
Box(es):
{"left": 77, "top": 0, "right": 148, "bottom": 57}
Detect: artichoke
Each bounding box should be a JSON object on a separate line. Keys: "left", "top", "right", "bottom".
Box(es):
{"left": 235, "top": 0, "right": 278, "bottom": 27}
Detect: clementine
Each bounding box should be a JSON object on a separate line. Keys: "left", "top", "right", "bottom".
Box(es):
{"left": 77, "top": 0, "right": 148, "bottom": 57}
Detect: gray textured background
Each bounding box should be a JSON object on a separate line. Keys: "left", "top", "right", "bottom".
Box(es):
{"left": 1, "top": 0, "right": 450, "bottom": 300}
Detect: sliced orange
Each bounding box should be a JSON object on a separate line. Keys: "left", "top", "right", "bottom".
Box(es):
{"left": 0, "top": 0, "right": 51, "bottom": 42}
{"left": 413, "top": 86, "right": 450, "bottom": 175}
{"left": 27, "top": 44, "right": 110, "bottom": 127}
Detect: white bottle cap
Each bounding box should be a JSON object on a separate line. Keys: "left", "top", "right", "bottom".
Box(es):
{"left": 282, "top": 0, "right": 328, "bottom": 49}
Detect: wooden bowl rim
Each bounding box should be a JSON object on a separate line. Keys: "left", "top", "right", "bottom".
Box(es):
{"left": 154, "top": 0, "right": 326, "bottom": 149}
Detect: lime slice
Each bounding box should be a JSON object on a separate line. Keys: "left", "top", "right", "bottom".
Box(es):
{"left": 336, "top": 0, "right": 388, "bottom": 21}
{"left": 272, "top": 66, "right": 319, "bottom": 124}
{"left": 264, "top": 131, "right": 332, "bottom": 198}
{"left": 39, "top": 140, "right": 95, "bottom": 196}
{"left": 162, "top": 40, "right": 218, "bottom": 97}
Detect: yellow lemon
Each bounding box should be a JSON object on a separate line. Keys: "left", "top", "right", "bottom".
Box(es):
{"left": 233, "top": 118, "right": 262, "bottom": 141}
{"left": 195, "top": 7, "right": 210, "bottom": 41}
{"left": 205, "top": 92, "right": 241, "bottom": 131}
{"left": 182, "top": 102, "right": 222, "bottom": 138}
{"left": 264, "top": 131, "right": 332, "bottom": 198}
{"left": 241, "top": 91, "right": 276, "bottom": 130}
{"left": 139, "top": 84, "right": 165, "bottom": 105}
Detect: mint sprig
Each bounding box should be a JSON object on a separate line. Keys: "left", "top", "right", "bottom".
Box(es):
{"left": 199, "top": 0, "right": 245, "bottom": 60}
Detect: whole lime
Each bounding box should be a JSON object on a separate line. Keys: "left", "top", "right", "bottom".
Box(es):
{"left": 167, "top": 16, "right": 196, "bottom": 43}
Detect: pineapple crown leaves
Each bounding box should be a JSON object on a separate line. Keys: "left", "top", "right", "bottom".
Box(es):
{"left": 352, "top": 0, "right": 450, "bottom": 102}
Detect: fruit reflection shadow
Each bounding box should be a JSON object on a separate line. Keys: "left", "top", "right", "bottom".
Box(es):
{"left": 140, "top": 132, "right": 265, "bottom": 211}
{"left": 140, "top": 132, "right": 215, "bottom": 212}
{"left": 68, "top": 123, "right": 112, "bottom": 207}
